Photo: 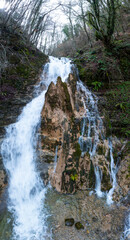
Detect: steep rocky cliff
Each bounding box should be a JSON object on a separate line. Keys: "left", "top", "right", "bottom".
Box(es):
{"left": 40, "top": 71, "right": 129, "bottom": 202}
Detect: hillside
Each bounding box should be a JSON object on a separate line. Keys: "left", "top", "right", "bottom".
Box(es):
{"left": 0, "top": 20, "right": 48, "bottom": 101}
{"left": 73, "top": 35, "right": 130, "bottom": 139}
{"left": 0, "top": 21, "right": 48, "bottom": 198}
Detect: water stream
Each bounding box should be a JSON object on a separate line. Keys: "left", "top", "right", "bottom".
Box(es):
{"left": 0, "top": 56, "right": 127, "bottom": 239}
{"left": 53, "top": 146, "right": 58, "bottom": 174}
{"left": 1, "top": 56, "right": 72, "bottom": 240}
{"left": 77, "top": 80, "right": 104, "bottom": 198}
{"left": 121, "top": 212, "right": 130, "bottom": 240}
{"left": 106, "top": 138, "right": 117, "bottom": 205}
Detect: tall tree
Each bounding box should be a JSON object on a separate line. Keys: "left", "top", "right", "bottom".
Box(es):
{"left": 86, "top": 0, "right": 121, "bottom": 46}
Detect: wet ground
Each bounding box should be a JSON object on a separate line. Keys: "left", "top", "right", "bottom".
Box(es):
{"left": 0, "top": 185, "right": 129, "bottom": 240}
{"left": 45, "top": 187, "right": 127, "bottom": 240}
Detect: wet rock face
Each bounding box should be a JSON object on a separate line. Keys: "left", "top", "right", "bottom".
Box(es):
{"left": 0, "top": 170, "right": 6, "bottom": 194}
{"left": 40, "top": 74, "right": 94, "bottom": 193}
{"left": 40, "top": 74, "right": 129, "bottom": 200}
{"left": 116, "top": 155, "right": 130, "bottom": 198}
{"left": 46, "top": 189, "right": 126, "bottom": 240}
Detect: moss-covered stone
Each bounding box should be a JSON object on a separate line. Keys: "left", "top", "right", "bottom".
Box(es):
{"left": 97, "top": 145, "right": 105, "bottom": 155}
{"left": 75, "top": 222, "right": 84, "bottom": 230}
{"left": 102, "top": 166, "right": 112, "bottom": 191}
{"left": 72, "top": 143, "right": 81, "bottom": 168}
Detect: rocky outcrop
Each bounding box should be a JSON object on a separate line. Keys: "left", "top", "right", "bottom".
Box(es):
{"left": 40, "top": 73, "right": 129, "bottom": 200}
{"left": 0, "top": 170, "right": 6, "bottom": 194}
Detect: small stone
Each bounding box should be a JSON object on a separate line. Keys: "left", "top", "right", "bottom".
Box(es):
{"left": 92, "top": 216, "right": 98, "bottom": 222}
{"left": 65, "top": 218, "right": 74, "bottom": 226}
{"left": 75, "top": 222, "right": 84, "bottom": 230}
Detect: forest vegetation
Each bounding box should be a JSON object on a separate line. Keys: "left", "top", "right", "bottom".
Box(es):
{"left": 0, "top": 0, "right": 129, "bottom": 137}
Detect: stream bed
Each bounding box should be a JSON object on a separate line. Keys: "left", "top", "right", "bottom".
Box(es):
{"left": 0, "top": 187, "right": 127, "bottom": 240}
{"left": 45, "top": 187, "right": 127, "bottom": 240}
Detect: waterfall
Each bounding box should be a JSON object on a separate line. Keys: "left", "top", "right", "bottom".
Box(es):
{"left": 77, "top": 80, "right": 104, "bottom": 197}
{"left": 77, "top": 80, "right": 119, "bottom": 203}
{"left": 106, "top": 139, "right": 117, "bottom": 205}
{"left": 121, "top": 212, "right": 130, "bottom": 240}
{"left": 1, "top": 56, "right": 72, "bottom": 240}
{"left": 53, "top": 146, "right": 58, "bottom": 173}
{"left": 94, "top": 166, "right": 104, "bottom": 198}
{"left": 77, "top": 80, "right": 103, "bottom": 157}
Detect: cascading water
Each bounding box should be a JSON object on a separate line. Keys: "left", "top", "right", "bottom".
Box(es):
{"left": 1, "top": 91, "right": 47, "bottom": 240}
{"left": 77, "top": 80, "right": 102, "bottom": 157}
{"left": 77, "top": 80, "right": 104, "bottom": 198}
{"left": 94, "top": 166, "right": 104, "bottom": 198}
{"left": 106, "top": 138, "right": 117, "bottom": 205}
{"left": 1, "top": 56, "right": 72, "bottom": 240}
{"left": 53, "top": 146, "right": 58, "bottom": 173}
{"left": 121, "top": 212, "right": 130, "bottom": 240}
{"left": 77, "top": 80, "right": 119, "bottom": 203}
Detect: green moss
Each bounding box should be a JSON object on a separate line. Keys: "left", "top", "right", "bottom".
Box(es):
{"left": 97, "top": 145, "right": 105, "bottom": 155}
{"left": 72, "top": 143, "right": 81, "bottom": 168}
{"left": 120, "top": 56, "right": 130, "bottom": 77}
{"left": 104, "top": 112, "right": 112, "bottom": 138}
{"left": 86, "top": 152, "right": 90, "bottom": 158}
{"left": 70, "top": 173, "right": 78, "bottom": 181}
{"left": 79, "top": 67, "right": 86, "bottom": 77}
{"left": 126, "top": 174, "right": 130, "bottom": 179}
{"left": 80, "top": 168, "right": 85, "bottom": 177}
{"left": 107, "top": 149, "right": 111, "bottom": 162}
{"left": 9, "top": 54, "right": 20, "bottom": 64}
{"left": 105, "top": 82, "right": 130, "bottom": 137}
{"left": 61, "top": 168, "right": 77, "bottom": 193}
{"left": 102, "top": 166, "right": 112, "bottom": 191}
{"left": 75, "top": 222, "right": 84, "bottom": 230}
{"left": 16, "top": 64, "right": 32, "bottom": 78}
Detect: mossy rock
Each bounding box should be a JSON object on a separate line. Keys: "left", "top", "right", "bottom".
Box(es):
{"left": 72, "top": 143, "right": 81, "bottom": 168}
{"left": 9, "top": 54, "right": 20, "bottom": 64}
{"left": 101, "top": 166, "right": 112, "bottom": 191}
{"left": 75, "top": 222, "right": 84, "bottom": 230}
{"left": 97, "top": 145, "right": 105, "bottom": 155}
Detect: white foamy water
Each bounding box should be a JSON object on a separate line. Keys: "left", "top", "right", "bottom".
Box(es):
{"left": 41, "top": 56, "right": 72, "bottom": 87}
{"left": 77, "top": 80, "right": 104, "bottom": 198}
{"left": 94, "top": 166, "right": 104, "bottom": 198}
{"left": 77, "top": 80, "right": 119, "bottom": 202}
{"left": 121, "top": 213, "right": 130, "bottom": 240}
{"left": 53, "top": 146, "right": 58, "bottom": 173}
{"left": 106, "top": 139, "right": 117, "bottom": 205}
{"left": 1, "top": 56, "right": 72, "bottom": 240}
{"left": 77, "top": 80, "right": 103, "bottom": 157}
